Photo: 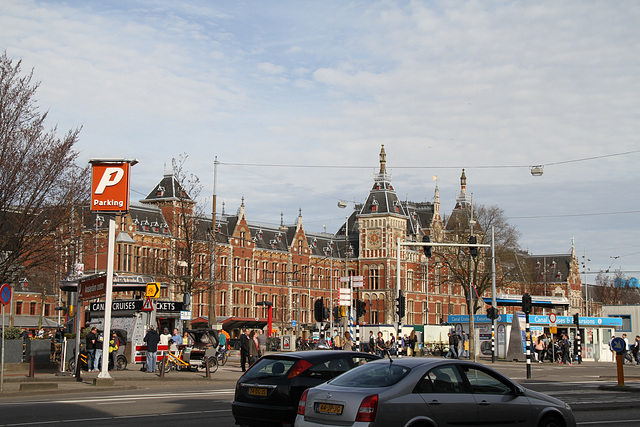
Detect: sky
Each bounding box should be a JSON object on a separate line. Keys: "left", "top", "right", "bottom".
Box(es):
{"left": 2, "top": 0, "right": 639, "bottom": 282}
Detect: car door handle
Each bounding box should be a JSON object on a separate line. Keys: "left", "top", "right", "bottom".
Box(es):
{"left": 428, "top": 400, "right": 442, "bottom": 405}
{"left": 478, "top": 400, "right": 490, "bottom": 406}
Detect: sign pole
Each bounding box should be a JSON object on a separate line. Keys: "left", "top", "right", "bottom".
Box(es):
{"left": 98, "top": 216, "right": 116, "bottom": 379}
{"left": 1, "top": 303, "right": 5, "bottom": 392}
{"left": 1, "top": 284, "right": 13, "bottom": 391}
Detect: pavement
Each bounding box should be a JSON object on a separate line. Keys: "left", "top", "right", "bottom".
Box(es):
{"left": 1, "top": 354, "right": 639, "bottom": 399}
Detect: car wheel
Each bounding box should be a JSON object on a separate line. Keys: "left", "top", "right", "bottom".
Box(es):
{"left": 538, "top": 414, "right": 564, "bottom": 427}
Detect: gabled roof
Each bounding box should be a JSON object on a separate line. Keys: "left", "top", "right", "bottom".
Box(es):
{"left": 140, "top": 173, "right": 192, "bottom": 203}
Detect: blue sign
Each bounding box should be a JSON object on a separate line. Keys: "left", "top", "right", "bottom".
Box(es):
{"left": 446, "top": 314, "right": 623, "bottom": 328}
{"left": 292, "top": 320, "right": 297, "bottom": 327}
{"left": 610, "top": 337, "right": 626, "bottom": 353}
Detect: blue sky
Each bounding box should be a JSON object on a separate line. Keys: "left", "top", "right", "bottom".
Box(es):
{"left": 2, "top": 0, "right": 639, "bottom": 281}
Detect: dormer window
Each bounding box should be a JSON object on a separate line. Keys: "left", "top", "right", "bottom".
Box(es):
{"left": 156, "top": 186, "right": 165, "bottom": 197}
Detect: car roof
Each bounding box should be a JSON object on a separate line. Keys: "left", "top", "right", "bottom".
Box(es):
{"left": 265, "top": 350, "right": 381, "bottom": 362}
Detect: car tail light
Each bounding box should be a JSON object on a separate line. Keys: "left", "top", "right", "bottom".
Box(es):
{"left": 297, "top": 389, "right": 309, "bottom": 415}
{"left": 287, "top": 359, "right": 313, "bottom": 378}
{"left": 355, "top": 394, "right": 378, "bottom": 422}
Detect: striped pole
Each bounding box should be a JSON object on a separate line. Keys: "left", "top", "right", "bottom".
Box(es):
{"left": 526, "top": 313, "right": 531, "bottom": 379}
{"left": 356, "top": 324, "right": 360, "bottom": 351}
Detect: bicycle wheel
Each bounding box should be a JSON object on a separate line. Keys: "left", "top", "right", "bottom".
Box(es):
{"left": 116, "top": 354, "right": 127, "bottom": 370}
{"left": 207, "top": 356, "right": 219, "bottom": 373}
{"left": 68, "top": 358, "right": 75, "bottom": 372}
{"left": 219, "top": 352, "right": 227, "bottom": 366}
{"left": 157, "top": 359, "right": 173, "bottom": 373}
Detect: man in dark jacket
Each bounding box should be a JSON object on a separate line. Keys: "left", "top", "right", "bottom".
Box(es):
{"left": 86, "top": 327, "right": 97, "bottom": 371}
{"left": 240, "top": 329, "right": 251, "bottom": 372}
{"left": 144, "top": 326, "right": 160, "bottom": 372}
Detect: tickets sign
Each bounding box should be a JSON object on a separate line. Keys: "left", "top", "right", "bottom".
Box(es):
{"left": 91, "top": 162, "right": 132, "bottom": 212}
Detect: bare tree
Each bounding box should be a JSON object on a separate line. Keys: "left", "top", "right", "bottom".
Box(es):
{"left": 0, "top": 51, "right": 89, "bottom": 284}
{"left": 591, "top": 271, "right": 640, "bottom": 306}
{"left": 169, "top": 154, "right": 210, "bottom": 306}
{"left": 435, "top": 204, "right": 522, "bottom": 314}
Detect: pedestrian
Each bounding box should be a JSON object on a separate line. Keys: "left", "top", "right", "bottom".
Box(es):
{"left": 218, "top": 328, "right": 227, "bottom": 350}
{"left": 541, "top": 333, "right": 549, "bottom": 362}
{"left": 182, "top": 331, "right": 192, "bottom": 346}
{"left": 109, "top": 332, "right": 120, "bottom": 370}
{"left": 86, "top": 327, "right": 97, "bottom": 372}
{"left": 343, "top": 331, "right": 353, "bottom": 351}
{"left": 460, "top": 331, "right": 468, "bottom": 358}
{"left": 240, "top": 328, "right": 251, "bottom": 372}
{"left": 368, "top": 331, "right": 375, "bottom": 354}
{"left": 408, "top": 330, "right": 416, "bottom": 357}
{"left": 534, "top": 335, "right": 546, "bottom": 363}
{"left": 561, "top": 334, "right": 571, "bottom": 365}
{"left": 609, "top": 335, "right": 617, "bottom": 363}
{"left": 143, "top": 325, "right": 160, "bottom": 372}
{"left": 171, "top": 328, "right": 182, "bottom": 354}
{"left": 160, "top": 327, "right": 171, "bottom": 347}
{"left": 249, "top": 330, "right": 260, "bottom": 365}
{"left": 375, "top": 332, "right": 386, "bottom": 357}
{"left": 632, "top": 336, "right": 640, "bottom": 365}
{"left": 93, "top": 330, "right": 104, "bottom": 372}
{"left": 622, "top": 333, "right": 630, "bottom": 361}
{"left": 257, "top": 329, "right": 267, "bottom": 357}
{"left": 333, "top": 330, "right": 342, "bottom": 350}
{"left": 446, "top": 332, "right": 458, "bottom": 359}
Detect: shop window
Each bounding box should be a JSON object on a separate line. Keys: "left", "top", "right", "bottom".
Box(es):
{"left": 609, "top": 314, "right": 632, "bottom": 332}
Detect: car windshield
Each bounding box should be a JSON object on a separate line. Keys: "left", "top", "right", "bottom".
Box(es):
{"left": 329, "top": 362, "right": 410, "bottom": 388}
{"left": 243, "top": 358, "right": 297, "bottom": 380}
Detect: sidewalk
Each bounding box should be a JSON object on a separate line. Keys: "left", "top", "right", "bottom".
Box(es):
{"left": 1, "top": 355, "right": 639, "bottom": 397}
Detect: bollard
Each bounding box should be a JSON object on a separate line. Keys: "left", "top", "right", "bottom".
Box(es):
{"left": 28, "top": 354, "right": 35, "bottom": 378}
{"left": 75, "top": 354, "right": 82, "bottom": 382}
{"left": 205, "top": 357, "right": 210, "bottom": 378}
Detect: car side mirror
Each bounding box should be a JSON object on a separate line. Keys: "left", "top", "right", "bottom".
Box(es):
{"left": 514, "top": 386, "right": 526, "bottom": 396}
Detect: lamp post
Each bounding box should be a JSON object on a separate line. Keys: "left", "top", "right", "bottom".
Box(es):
{"left": 581, "top": 254, "right": 591, "bottom": 317}
{"left": 338, "top": 201, "right": 357, "bottom": 348}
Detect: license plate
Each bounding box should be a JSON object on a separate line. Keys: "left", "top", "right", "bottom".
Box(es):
{"left": 247, "top": 387, "right": 268, "bottom": 397}
{"left": 315, "top": 403, "right": 344, "bottom": 415}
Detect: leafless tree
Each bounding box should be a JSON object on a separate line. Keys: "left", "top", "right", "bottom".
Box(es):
{"left": 0, "top": 51, "right": 89, "bottom": 284}
{"left": 169, "top": 154, "right": 210, "bottom": 304}
{"left": 591, "top": 271, "right": 640, "bottom": 306}
{"left": 435, "top": 204, "right": 522, "bottom": 314}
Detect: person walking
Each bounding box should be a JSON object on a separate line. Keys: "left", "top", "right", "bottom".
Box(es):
{"left": 446, "top": 332, "right": 459, "bottom": 359}
{"left": 460, "top": 331, "right": 468, "bottom": 358}
{"left": 257, "top": 329, "right": 267, "bottom": 357}
{"left": 333, "top": 330, "right": 342, "bottom": 350}
{"left": 240, "top": 328, "right": 251, "bottom": 372}
{"left": 632, "top": 336, "right": 640, "bottom": 365}
{"left": 368, "top": 331, "right": 375, "bottom": 354}
{"left": 143, "top": 326, "right": 160, "bottom": 373}
{"left": 534, "top": 335, "right": 546, "bottom": 363}
{"left": 375, "top": 332, "right": 386, "bottom": 357}
{"left": 109, "top": 332, "right": 120, "bottom": 370}
{"left": 343, "top": 331, "right": 353, "bottom": 351}
{"left": 249, "top": 330, "right": 260, "bottom": 365}
{"left": 85, "top": 327, "right": 97, "bottom": 372}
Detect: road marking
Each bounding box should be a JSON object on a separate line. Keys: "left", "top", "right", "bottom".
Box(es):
{"left": 578, "top": 420, "right": 640, "bottom": 425}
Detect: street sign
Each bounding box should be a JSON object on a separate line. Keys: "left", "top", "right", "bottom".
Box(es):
{"left": 0, "top": 284, "right": 11, "bottom": 306}
{"left": 78, "top": 275, "right": 107, "bottom": 300}
{"left": 145, "top": 282, "right": 161, "bottom": 298}
{"left": 610, "top": 337, "right": 626, "bottom": 353}
{"left": 549, "top": 313, "right": 557, "bottom": 325}
{"left": 90, "top": 161, "right": 133, "bottom": 212}
{"left": 141, "top": 297, "right": 154, "bottom": 312}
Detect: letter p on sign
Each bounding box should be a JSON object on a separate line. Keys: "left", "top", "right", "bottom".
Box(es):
{"left": 91, "top": 161, "right": 133, "bottom": 212}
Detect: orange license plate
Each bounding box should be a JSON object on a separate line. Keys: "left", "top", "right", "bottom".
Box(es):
{"left": 315, "top": 403, "right": 343, "bottom": 415}
{"left": 247, "top": 387, "right": 268, "bottom": 397}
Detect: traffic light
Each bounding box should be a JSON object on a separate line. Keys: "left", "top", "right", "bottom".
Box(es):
{"left": 68, "top": 305, "right": 75, "bottom": 317}
{"left": 323, "top": 307, "right": 329, "bottom": 321}
{"left": 356, "top": 299, "right": 366, "bottom": 318}
{"left": 573, "top": 313, "right": 580, "bottom": 326}
{"left": 469, "top": 235, "right": 478, "bottom": 258}
{"left": 333, "top": 306, "right": 340, "bottom": 320}
{"left": 487, "top": 306, "right": 499, "bottom": 320}
{"left": 422, "top": 235, "right": 432, "bottom": 258}
{"left": 522, "top": 293, "right": 532, "bottom": 314}
{"left": 396, "top": 291, "right": 405, "bottom": 319}
{"left": 314, "top": 298, "right": 324, "bottom": 322}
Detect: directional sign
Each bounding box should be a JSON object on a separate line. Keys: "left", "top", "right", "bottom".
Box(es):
{"left": 0, "top": 284, "right": 11, "bottom": 306}
{"left": 610, "top": 337, "right": 626, "bottom": 354}
{"left": 145, "top": 282, "right": 161, "bottom": 298}
{"left": 141, "top": 297, "right": 154, "bottom": 312}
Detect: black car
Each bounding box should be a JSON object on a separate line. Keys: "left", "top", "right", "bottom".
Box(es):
{"left": 232, "top": 350, "right": 380, "bottom": 427}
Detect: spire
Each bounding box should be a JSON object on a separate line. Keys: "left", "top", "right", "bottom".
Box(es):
{"left": 460, "top": 169, "right": 467, "bottom": 194}
{"left": 455, "top": 169, "right": 472, "bottom": 209}
{"left": 379, "top": 144, "right": 387, "bottom": 175}
{"left": 434, "top": 184, "right": 440, "bottom": 220}
{"left": 238, "top": 197, "right": 245, "bottom": 219}
{"left": 296, "top": 208, "right": 303, "bottom": 231}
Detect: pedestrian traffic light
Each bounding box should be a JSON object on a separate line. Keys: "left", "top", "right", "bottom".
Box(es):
{"left": 522, "top": 293, "right": 532, "bottom": 314}
{"left": 422, "top": 235, "right": 432, "bottom": 258}
{"left": 396, "top": 291, "right": 405, "bottom": 319}
{"left": 469, "top": 235, "right": 478, "bottom": 258}
{"left": 356, "top": 299, "right": 366, "bottom": 318}
{"left": 314, "top": 298, "right": 324, "bottom": 322}
{"left": 573, "top": 313, "right": 580, "bottom": 326}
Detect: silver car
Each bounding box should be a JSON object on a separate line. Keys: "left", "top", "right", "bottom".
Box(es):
{"left": 295, "top": 358, "right": 575, "bottom": 427}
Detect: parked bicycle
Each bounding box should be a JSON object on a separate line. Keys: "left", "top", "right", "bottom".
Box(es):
{"left": 157, "top": 348, "right": 218, "bottom": 374}
{"left": 216, "top": 345, "right": 228, "bottom": 366}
